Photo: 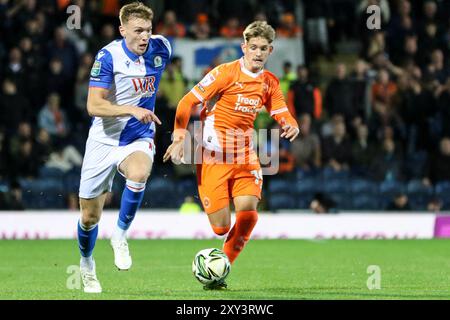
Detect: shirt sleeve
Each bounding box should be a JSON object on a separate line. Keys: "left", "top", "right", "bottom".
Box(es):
{"left": 266, "top": 80, "right": 298, "bottom": 128}
{"left": 89, "top": 49, "right": 113, "bottom": 89}
{"left": 151, "top": 35, "right": 172, "bottom": 60}
{"left": 190, "top": 64, "right": 231, "bottom": 102}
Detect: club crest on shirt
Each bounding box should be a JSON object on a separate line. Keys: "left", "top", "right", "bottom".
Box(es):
{"left": 154, "top": 55, "right": 162, "bottom": 67}
{"left": 90, "top": 61, "right": 101, "bottom": 77}
{"left": 199, "top": 73, "right": 215, "bottom": 87}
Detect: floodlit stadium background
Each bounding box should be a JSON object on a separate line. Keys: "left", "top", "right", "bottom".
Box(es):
{"left": 0, "top": 0, "right": 450, "bottom": 240}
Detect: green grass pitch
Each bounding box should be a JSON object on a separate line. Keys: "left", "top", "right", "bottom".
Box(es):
{"left": 1, "top": 239, "right": 450, "bottom": 300}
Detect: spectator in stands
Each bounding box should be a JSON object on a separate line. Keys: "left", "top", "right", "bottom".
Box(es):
{"left": 417, "top": 0, "right": 440, "bottom": 36}
{"left": 253, "top": 11, "right": 268, "bottom": 22}
{"left": 371, "top": 68, "right": 398, "bottom": 118}
{"left": 34, "top": 128, "right": 52, "bottom": 166}
{"left": 8, "top": 121, "right": 33, "bottom": 158}
{"left": 279, "top": 61, "right": 296, "bottom": 98}
{"left": 419, "top": 22, "right": 441, "bottom": 66}
{"left": 427, "top": 197, "right": 443, "bottom": 212}
{"left": 386, "top": 192, "right": 411, "bottom": 211}
{"left": 276, "top": 12, "right": 302, "bottom": 38}
{"left": 219, "top": 17, "right": 243, "bottom": 39}
{"left": 310, "top": 192, "right": 336, "bottom": 213}
{"left": 393, "top": 34, "right": 419, "bottom": 67}
{"left": 10, "top": 138, "right": 39, "bottom": 180}
{"left": 287, "top": 65, "right": 322, "bottom": 120}
{"left": 321, "top": 118, "right": 352, "bottom": 172}
{"left": 0, "top": 128, "right": 7, "bottom": 182}
{"left": 352, "top": 123, "right": 376, "bottom": 177}
{"left": 6, "top": 180, "right": 25, "bottom": 211}
{"left": 38, "top": 93, "right": 70, "bottom": 140}
{"left": 189, "top": 13, "right": 211, "bottom": 40}
{"left": 370, "top": 137, "right": 404, "bottom": 181}
{"left": 436, "top": 77, "right": 450, "bottom": 137}
{"left": 349, "top": 59, "right": 370, "bottom": 124}
{"left": 74, "top": 52, "right": 94, "bottom": 126}
{"left": 425, "top": 49, "right": 449, "bottom": 84}
{"left": 304, "top": 0, "right": 333, "bottom": 59}
{"left": 423, "top": 137, "right": 450, "bottom": 186}
{"left": 156, "top": 10, "right": 186, "bottom": 38}
{"left": 19, "top": 36, "right": 46, "bottom": 107}
{"left": 277, "top": 145, "right": 295, "bottom": 176}
{"left": 0, "top": 78, "right": 31, "bottom": 135}
{"left": 44, "top": 139, "right": 82, "bottom": 173}
{"left": 47, "top": 26, "right": 79, "bottom": 81}
{"left": 179, "top": 196, "right": 201, "bottom": 215}
{"left": 291, "top": 113, "right": 321, "bottom": 171}
{"left": 325, "top": 63, "right": 357, "bottom": 123}
{"left": 46, "top": 57, "right": 69, "bottom": 99}
{"left": 386, "top": 0, "right": 415, "bottom": 61}
{"left": 89, "top": 23, "right": 117, "bottom": 53}
{"left": 366, "top": 31, "right": 387, "bottom": 61}
{"left": 3, "top": 47, "right": 26, "bottom": 94}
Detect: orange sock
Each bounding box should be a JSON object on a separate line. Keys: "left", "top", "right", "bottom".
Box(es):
{"left": 223, "top": 210, "right": 258, "bottom": 264}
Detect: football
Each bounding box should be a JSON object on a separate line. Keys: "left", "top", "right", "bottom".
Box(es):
{"left": 192, "top": 248, "right": 231, "bottom": 285}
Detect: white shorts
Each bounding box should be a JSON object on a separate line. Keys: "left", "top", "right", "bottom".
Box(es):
{"left": 79, "top": 137, "right": 155, "bottom": 199}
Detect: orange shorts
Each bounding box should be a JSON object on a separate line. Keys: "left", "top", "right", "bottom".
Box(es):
{"left": 196, "top": 162, "right": 263, "bottom": 214}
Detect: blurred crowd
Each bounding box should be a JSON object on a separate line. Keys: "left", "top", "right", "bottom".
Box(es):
{"left": 0, "top": 0, "right": 449, "bottom": 211}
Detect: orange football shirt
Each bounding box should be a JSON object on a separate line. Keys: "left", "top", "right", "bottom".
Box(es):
{"left": 175, "top": 57, "right": 298, "bottom": 163}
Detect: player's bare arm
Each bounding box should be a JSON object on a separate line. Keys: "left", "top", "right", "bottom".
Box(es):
{"left": 87, "top": 87, "right": 161, "bottom": 125}
{"left": 163, "top": 92, "right": 201, "bottom": 163}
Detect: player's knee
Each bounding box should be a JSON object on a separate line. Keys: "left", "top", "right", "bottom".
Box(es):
{"left": 126, "top": 170, "right": 149, "bottom": 183}
{"left": 211, "top": 224, "right": 231, "bottom": 236}
{"left": 80, "top": 214, "right": 100, "bottom": 227}
{"left": 80, "top": 208, "right": 101, "bottom": 227}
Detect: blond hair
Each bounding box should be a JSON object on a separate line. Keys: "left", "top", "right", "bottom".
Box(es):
{"left": 119, "top": 2, "right": 153, "bottom": 25}
{"left": 243, "top": 21, "right": 276, "bottom": 43}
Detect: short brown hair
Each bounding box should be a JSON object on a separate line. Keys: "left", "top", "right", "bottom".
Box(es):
{"left": 243, "top": 21, "right": 276, "bottom": 43}
{"left": 119, "top": 2, "right": 153, "bottom": 25}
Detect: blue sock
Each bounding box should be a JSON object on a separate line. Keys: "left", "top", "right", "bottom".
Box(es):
{"left": 117, "top": 179, "right": 146, "bottom": 231}
{"left": 77, "top": 220, "right": 98, "bottom": 258}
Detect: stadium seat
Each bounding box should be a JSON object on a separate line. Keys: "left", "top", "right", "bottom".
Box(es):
{"left": 176, "top": 178, "right": 199, "bottom": 205}
{"left": 295, "top": 167, "right": 319, "bottom": 180}
{"left": 405, "top": 151, "right": 427, "bottom": 179}
{"left": 268, "top": 193, "right": 296, "bottom": 211}
{"left": 329, "top": 192, "right": 352, "bottom": 210}
{"left": 322, "top": 178, "right": 350, "bottom": 194}
{"left": 352, "top": 195, "right": 380, "bottom": 211}
{"left": 38, "top": 166, "right": 65, "bottom": 179}
{"left": 379, "top": 180, "right": 405, "bottom": 196}
{"left": 296, "top": 177, "right": 322, "bottom": 195}
{"left": 268, "top": 179, "right": 291, "bottom": 194}
{"left": 435, "top": 181, "right": 450, "bottom": 195}
{"left": 350, "top": 179, "right": 378, "bottom": 195}
{"left": 297, "top": 193, "right": 314, "bottom": 209}
{"left": 322, "top": 167, "right": 350, "bottom": 180}
{"left": 21, "top": 178, "right": 66, "bottom": 209}
{"left": 435, "top": 181, "right": 450, "bottom": 210}
{"left": 143, "top": 176, "right": 177, "bottom": 208}
{"left": 406, "top": 179, "right": 433, "bottom": 210}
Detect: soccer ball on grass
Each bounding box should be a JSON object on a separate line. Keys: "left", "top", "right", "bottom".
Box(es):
{"left": 192, "top": 248, "right": 230, "bottom": 285}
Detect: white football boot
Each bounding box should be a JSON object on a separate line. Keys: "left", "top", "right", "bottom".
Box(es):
{"left": 110, "top": 238, "right": 132, "bottom": 270}
{"left": 80, "top": 258, "right": 102, "bottom": 293}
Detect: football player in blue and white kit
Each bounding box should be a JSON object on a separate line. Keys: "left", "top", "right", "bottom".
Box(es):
{"left": 77, "top": 2, "right": 171, "bottom": 293}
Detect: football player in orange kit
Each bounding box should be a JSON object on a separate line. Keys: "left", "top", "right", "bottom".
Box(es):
{"left": 163, "top": 21, "right": 299, "bottom": 289}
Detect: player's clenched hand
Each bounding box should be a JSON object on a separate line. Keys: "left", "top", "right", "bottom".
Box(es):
{"left": 163, "top": 138, "right": 185, "bottom": 164}
{"left": 131, "top": 106, "right": 161, "bottom": 125}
